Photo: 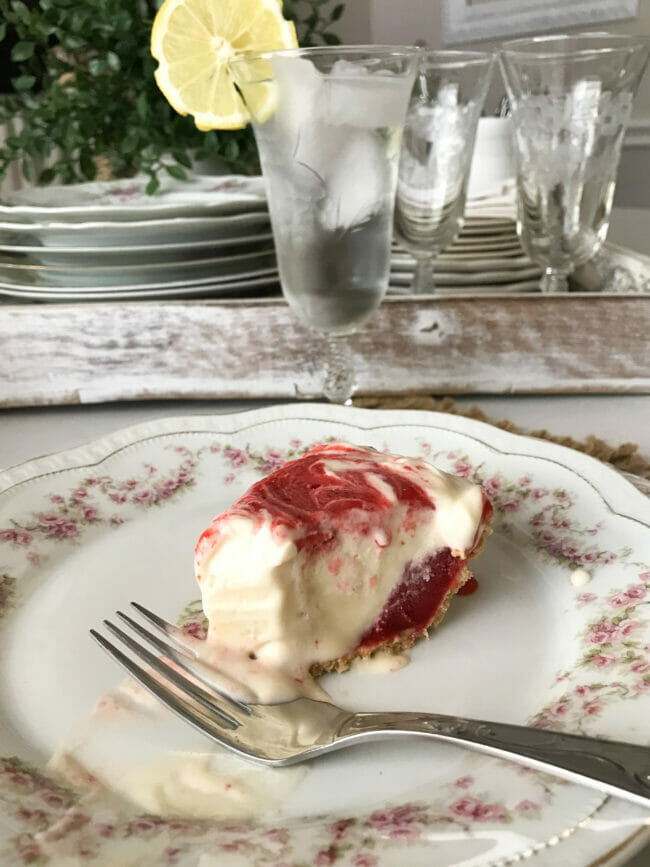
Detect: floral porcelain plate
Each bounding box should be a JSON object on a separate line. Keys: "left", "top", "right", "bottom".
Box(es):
{"left": 0, "top": 249, "right": 277, "bottom": 290}
{"left": 0, "top": 272, "right": 280, "bottom": 303}
{"left": 0, "top": 404, "right": 648, "bottom": 867}
{"left": 0, "top": 234, "right": 275, "bottom": 268}
{"left": 0, "top": 210, "right": 270, "bottom": 249}
{"left": 0, "top": 175, "right": 267, "bottom": 223}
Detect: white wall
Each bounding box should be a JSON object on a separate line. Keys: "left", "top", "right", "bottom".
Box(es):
{"left": 337, "top": 0, "right": 371, "bottom": 43}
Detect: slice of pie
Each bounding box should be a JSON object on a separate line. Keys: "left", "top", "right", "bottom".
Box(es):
{"left": 195, "top": 443, "right": 492, "bottom": 679}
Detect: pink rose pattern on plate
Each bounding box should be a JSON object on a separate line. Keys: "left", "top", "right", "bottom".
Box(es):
{"left": 0, "top": 432, "right": 648, "bottom": 863}
{"left": 0, "top": 451, "right": 199, "bottom": 571}
{"left": 425, "top": 445, "right": 650, "bottom": 734}
{"left": 0, "top": 756, "right": 550, "bottom": 865}
{"left": 99, "top": 176, "right": 255, "bottom": 205}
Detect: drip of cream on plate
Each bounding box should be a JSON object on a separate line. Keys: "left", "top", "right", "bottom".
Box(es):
{"left": 570, "top": 567, "right": 592, "bottom": 587}
{"left": 48, "top": 677, "right": 304, "bottom": 821}
{"left": 350, "top": 650, "right": 411, "bottom": 674}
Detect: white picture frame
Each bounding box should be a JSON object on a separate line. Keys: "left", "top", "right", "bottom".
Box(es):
{"left": 442, "top": 0, "right": 639, "bottom": 45}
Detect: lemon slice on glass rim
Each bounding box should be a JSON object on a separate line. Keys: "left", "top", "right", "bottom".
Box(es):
{"left": 151, "top": 0, "right": 298, "bottom": 130}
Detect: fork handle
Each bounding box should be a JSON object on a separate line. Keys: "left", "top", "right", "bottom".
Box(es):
{"left": 339, "top": 711, "right": 650, "bottom": 808}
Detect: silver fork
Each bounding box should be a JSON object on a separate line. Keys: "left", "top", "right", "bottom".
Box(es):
{"left": 91, "top": 603, "right": 650, "bottom": 810}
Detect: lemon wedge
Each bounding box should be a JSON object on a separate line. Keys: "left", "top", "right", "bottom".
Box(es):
{"left": 151, "top": 0, "right": 298, "bottom": 130}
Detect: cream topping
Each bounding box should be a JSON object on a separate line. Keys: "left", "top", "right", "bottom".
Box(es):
{"left": 350, "top": 650, "right": 411, "bottom": 674}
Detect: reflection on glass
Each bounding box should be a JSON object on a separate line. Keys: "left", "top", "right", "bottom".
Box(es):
{"left": 394, "top": 50, "right": 494, "bottom": 294}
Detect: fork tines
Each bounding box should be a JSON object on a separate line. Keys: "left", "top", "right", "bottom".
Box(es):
{"left": 90, "top": 602, "right": 252, "bottom": 737}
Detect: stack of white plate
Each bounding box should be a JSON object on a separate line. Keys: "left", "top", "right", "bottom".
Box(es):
{"left": 390, "top": 184, "right": 543, "bottom": 295}
{"left": 0, "top": 174, "right": 279, "bottom": 301}
{"left": 390, "top": 215, "right": 543, "bottom": 294}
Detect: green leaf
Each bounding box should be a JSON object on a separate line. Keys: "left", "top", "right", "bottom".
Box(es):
{"left": 0, "top": 22, "right": 7, "bottom": 42}
{"left": 171, "top": 148, "right": 193, "bottom": 169}
{"left": 61, "top": 35, "right": 85, "bottom": 50}
{"left": 88, "top": 58, "right": 105, "bottom": 76}
{"left": 70, "top": 9, "right": 89, "bottom": 33}
{"left": 121, "top": 132, "right": 139, "bottom": 154}
{"left": 136, "top": 92, "right": 148, "bottom": 120}
{"left": 38, "top": 166, "right": 57, "bottom": 184}
{"left": 146, "top": 175, "right": 160, "bottom": 195}
{"left": 165, "top": 163, "right": 187, "bottom": 180}
{"left": 10, "top": 2, "right": 30, "bottom": 25}
{"left": 80, "top": 150, "right": 96, "bottom": 179}
{"left": 223, "top": 138, "right": 240, "bottom": 162}
{"left": 331, "top": 4, "right": 345, "bottom": 21}
{"left": 106, "top": 51, "right": 120, "bottom": 72}
{"left": 63, "top": 120, "right": 81, "bottom": 149}
{"left": 12, "top": 74, "right": 36, "bottom": 91}
{"left": 21, "top": 157, "right": 34, "bottom": 182}
{"left": 322, "top": 32, "right": 341, "bottom": 45}
{"left": 11, "top": 41, "right": 35, "bottom": 61}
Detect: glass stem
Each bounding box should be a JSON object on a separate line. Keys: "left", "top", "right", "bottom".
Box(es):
{"left": 323, "top": 336, "right": 356, "bottom": 405}
{"left": 540, "top": 269, "right": 570, "bottom": 294}
{"left": 412, "top": 257, "right": 436, "bottom": 294}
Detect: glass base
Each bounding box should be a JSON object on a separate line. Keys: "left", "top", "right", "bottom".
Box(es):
{"left": 411, "top": 257, "right": 436, "bottom": 294}
{"left": 323, "top": 336, "right": 355, "bottom": 405}
{"left": 540, "top": 270, "right": 570, "bottom": 294}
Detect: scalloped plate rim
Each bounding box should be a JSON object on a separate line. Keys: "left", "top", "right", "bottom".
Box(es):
{"left": 0, "top": 402, "right": 649, "bottom": 867}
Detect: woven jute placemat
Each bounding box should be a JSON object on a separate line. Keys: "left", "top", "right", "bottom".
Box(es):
{"left": 353, "top": 395, "right": 650, "bottom": 481}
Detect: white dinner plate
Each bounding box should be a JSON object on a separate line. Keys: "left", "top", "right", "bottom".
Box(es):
{"left": 454, "top": 217, "right": 517, "bottom": 237}
{"left": 0, "top": 174, "right": 267, "bottom": 223}
{"left": 463, "top": 216, "right": 516, "bottom": 228}
{"left": 0, "top": 211, "right": 271, "bottom": 248}
{"left": 389, "top": 270, "right": 541, "bottom": 285}
{"left": 432, "top": 254, "right": 532, "bottom": 272}
{"left": 434, "top": 249, "right": 526, "bottom": 261}
{"left": 446, "top": 238, "right": 522, "bottom": 252}
{"left": 393, "top": 237, "right": 524, "bottom": 261}
{"left": 0, "top": 271, "right": 280, "bottom": 301}
{"left": 389, "top": 260, "right": 541, "bottom": 285}
{"left": 392, "top": 249, "right": 526, "bottom": 264}
{"left": 465, "top": 209, "right": 517, "bottom": 222}
{"left": 388, "top": 277, "right": 541, "bottom": 294}
{"left": 0, "top": 249, "right": 277, "bottom": 289}
{"left": 0, "top": 233, "right": 275, "bottom": 267}
{"left": 0, "top": 404, "right": 648, "bottom": 866}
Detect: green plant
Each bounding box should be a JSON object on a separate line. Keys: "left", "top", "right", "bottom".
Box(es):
{"left": 0, "top": 0, "right": 345, "bottom": 191}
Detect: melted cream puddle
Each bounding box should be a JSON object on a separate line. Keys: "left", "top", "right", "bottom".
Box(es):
{"left": 49, "top": 677, "right": 304, "bottom": 821}
{"left": 351, "top": 649, "right": 411, "bottom": 674}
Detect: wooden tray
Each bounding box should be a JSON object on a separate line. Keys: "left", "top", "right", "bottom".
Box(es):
{"left": 1, "top": 290, "right": 648, "bottom": 407}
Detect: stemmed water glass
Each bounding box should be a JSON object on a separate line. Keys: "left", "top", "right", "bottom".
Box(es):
{"left": 394, "top": 51, "right": 495, "bottom": 294}
{"left": 230, "top": 46, "right": 418, "bottom": 403}
{"left": 499, "top": 34, "right": 649, "bottom": 294}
